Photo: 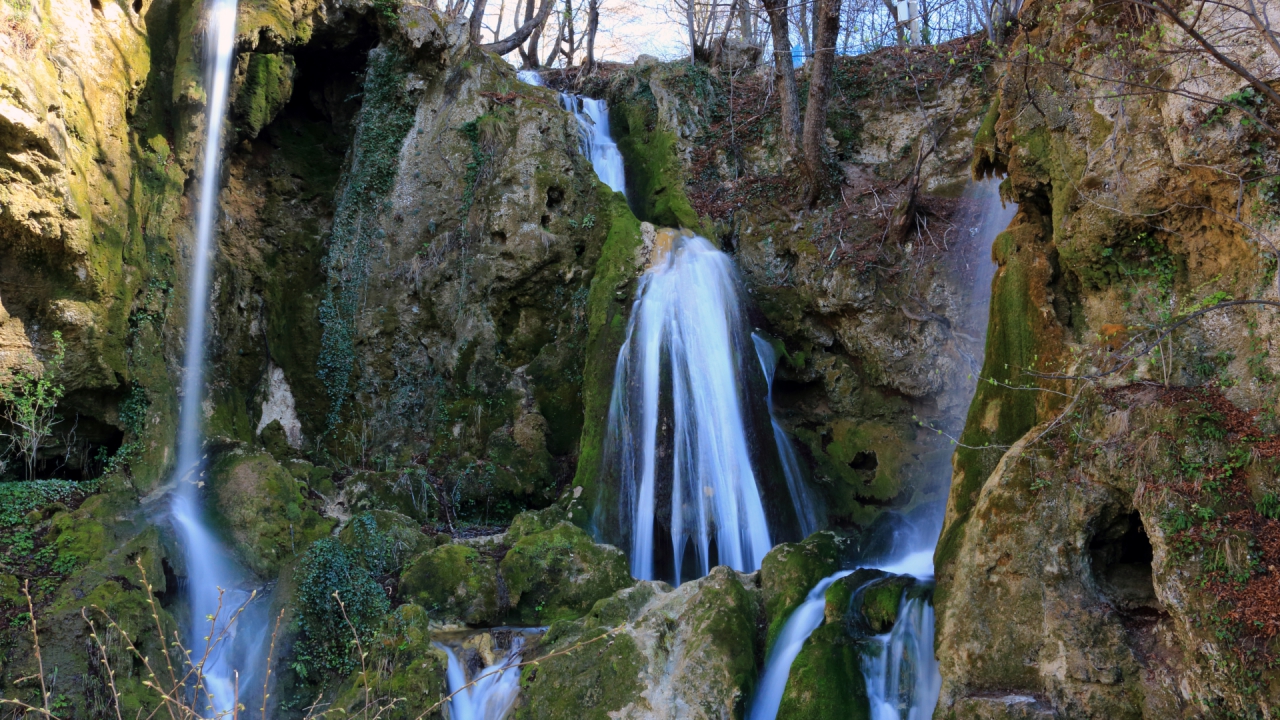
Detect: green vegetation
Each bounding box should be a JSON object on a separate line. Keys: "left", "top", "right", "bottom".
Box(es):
{"left": 317, "top": 47, "right": 417, "bottom": 430}
{"left": 291, "top": 512, "right": 416, "bottom": 683}
{"left": 0, "top": 332, "right": 64, "bottom": 481}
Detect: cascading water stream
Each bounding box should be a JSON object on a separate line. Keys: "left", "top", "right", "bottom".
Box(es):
{"left": 751, "top": 334, "right": 820, "bottom": 539}
{"left": 437, "top": 636, "right": 528, "bottom": 720}
{"left": 748, "top": 570, "right": 853, "bottom": 720}
{"left": 747, "top": 178, "right": 1015, "bottom": 720}
{"left": 168, "top": 0, "right": 267, "bottom": 712}
{"left": 862, "top": 597, "right": 940, "bottom": 720}
{"left": 607, "top": 234, "right": 774, "bottom": 582}
{"left": 560, "top": 94, "right": 626, "bottom": 194}
{"left": 517, "top": 69, "right": 626, "bottom": 195}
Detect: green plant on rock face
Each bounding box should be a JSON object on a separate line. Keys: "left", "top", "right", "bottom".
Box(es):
{"left": 292, "top": 536, "right": 390, "bottom": 682}
{"left": 0, "top": 332, "right": 65, "bottom": 481}
{"left": 317, "top": 49, "right": 416, "bottom": 431}
{"left": 1258, "top": 492, "right": 1280, "bottom": 520}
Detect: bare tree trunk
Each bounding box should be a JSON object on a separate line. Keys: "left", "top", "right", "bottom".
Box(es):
{"left": 565, "top": 0, "right": 576, "bottom": 66}
{"left": 796, "top": 0, "right": 812, "bottom": 58}
{"left": 584, "top": 0, "right": 600, "bottom": 73}
{"left": 712, "top": 0, "right": 742, "bottom": 67}
{"left": 545, "top": 5, "right": 565, "bottom": 67}
{"left": 469, "top": 0, "right": 489, "bottom": 44}
{"left": 493, "top": 0, "right": 506, "bottom": 42}
{"left": 881, "top": 0, "right": 907, "bottom": 45}
{"left": 687, "top": 0, "right": 698, "bottom": 63}
{"left": 482, "top": 0, "right": 555, "bottom": 57}
{"left": 738, "top": 0, "right": 755, "bottom": 42}
{"left": 761, "top": 0, "right": 801, "bottom": 152}
{"left": 802, "top": 0, "right": 839, "bottom": 205}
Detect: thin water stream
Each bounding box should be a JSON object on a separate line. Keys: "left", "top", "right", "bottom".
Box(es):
{"left": 747, "top": 179, "right": 1015, "bottom": 720}
{"left": 169, "top": 0, "right": 268, "bottom": 711}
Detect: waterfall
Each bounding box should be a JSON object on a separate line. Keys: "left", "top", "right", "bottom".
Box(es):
{"left": 606, "top": 234, "right": 773, "bottom": 582}
{"left": 560, "top": 94, "right": 626, "bottom": 194}
{"left": 515, "top": 70, "right": 626, "bottom": 195}
{"left": 168, "top": 0, "right": 267, "bottom": 711}
{"left": 437, "top": 637, "right": 527, "bottom": 720}
{"left": 748, "top": 570, "right": 853, "bottom": 720}
{"left": 863, "top": 598, "right": 940, "bottom": 720}
{"left": 747, "top": 177, "right": 1015, "bottom": 720}
{"left": 751, "top": 333, "right": 820, "bottom": 538}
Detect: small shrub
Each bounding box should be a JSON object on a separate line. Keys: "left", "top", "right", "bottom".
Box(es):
{"left": 1257, "top": 492, "right": 1280, "bottom": 520}
{"left": 0, "top": 332, "right": 65, "bottom": 480}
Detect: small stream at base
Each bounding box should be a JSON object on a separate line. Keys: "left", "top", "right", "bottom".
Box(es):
{"left": 435, "top": 629, "right": 542, "bottom": 720}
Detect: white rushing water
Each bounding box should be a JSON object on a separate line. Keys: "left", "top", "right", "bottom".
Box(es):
{"left": 863, "top": 597, "right": 940, "bottom": 720}
{"left": 751, "top": 333, "right": 820, "bottom": 539}
{"left": 515, "top": 70, "right": 626, "bottom": 195}
{"left": 561, "top": 94, "right": 626, "bottom": 194}
{"left": 438, "top": 637, "right": 527, "bottom": 720}
{"left": 607, "top": 234, "right": 773, "bottom": 582}
{"left": 748, "top": 570, "right": 853, "bottom": 720}
{"left": 747, "top": 178, "right": 1015, "bottom": 720}
{"left": 168, "top": 0, "right": 267, "bottom": 712}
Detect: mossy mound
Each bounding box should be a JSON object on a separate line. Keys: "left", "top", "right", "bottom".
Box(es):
{"left": 775, "top": 620, "right": 872, "bottom": 720}
{"left": 208, "top": 451, "right": 334, "bottom": 577}
{"left": 518, "top": 566, "right": 758, "bottom": 719}
{"left": 826, "top": 570, "right": 916, "bottom": 635}
{"left": 400, "top": 543, "right": 503, "bottom": 625}
{"left": 499, "top": 521, "right": 633, "bottom": 625}
{"left": 759, "top": 532, "right": 845, "bottom": 648}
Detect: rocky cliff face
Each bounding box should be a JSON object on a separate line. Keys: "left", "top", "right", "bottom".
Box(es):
{"left": 5, "top": 0, "right": 1277, "bottom": 714}
{"left": 934, "top": 0, "right": 1280, "bottom": 716}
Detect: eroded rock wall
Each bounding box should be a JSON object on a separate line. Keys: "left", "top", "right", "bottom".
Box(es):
{"left": 934, "top": 0, "right": 1280, "bottom": 715}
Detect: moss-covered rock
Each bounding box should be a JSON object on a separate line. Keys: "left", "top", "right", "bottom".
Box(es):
{"left": 517, "top": 566, "right": 759, "bottom": 719}
{"left": 234, "top": 52, "right": 295, "bottom": 138}
{"left": 775, "top": 621, "right": 871, "bottom": 720}
{"left": 759, "top": 532, "right": 845, "bottom": 648}
{"left": 329, "top": 604, "right": 449, "bottom": 719}
{"left": 399, "top": 543, "right": 503, "bottom": 625}
{"left": 499, "top": 521, "right": 632, "bottom": 625}
{"left": 208, "top": 451, "right": 334, "bottom": 577}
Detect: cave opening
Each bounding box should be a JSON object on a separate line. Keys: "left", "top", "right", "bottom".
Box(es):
{"left": 1090, "top": 511, "right": 1159, "bottom": 612}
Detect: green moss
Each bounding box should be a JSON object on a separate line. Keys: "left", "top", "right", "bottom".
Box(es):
{"left": 234, "top": 53, "right": 295, "bottom": 138}
{"left": 329, "top": 604, "right": 449, "bottom": 719}
{"left": 208, "top": 452, "right": 334, "bottom": 576}
{"left": 515, "top": 625, "right": 645, "bottom": 719}
{"left": 799, "top": 421, "right": 910, "bottom": 518}
{"left": 611, "top": 99, "right": 705, "bottom": 234}
{"left": 399, "top": 543, "right": 502, "bottom": 624}
{"left": 571, "top": 189, "right": 642, "bottom": 530}
{"left": 774, "top": 621, "right": 871, "bottom": 720}
{"left": 499, "top": 521, "right": 633, "bottom": 625}
{"left": 971, "top": 96, "right": 1002, "bottom": 177}
{"left": 760, "top": 532, "right": 843, "bottom": 649}
{"left": 680, "top": 566, "right": 761, "bottom": 705}
{"left": 936, "top": 207, "right": 1067, "bottom": 587}
{"left": 507, "top": 504, "right": 572, "bottom": 544}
